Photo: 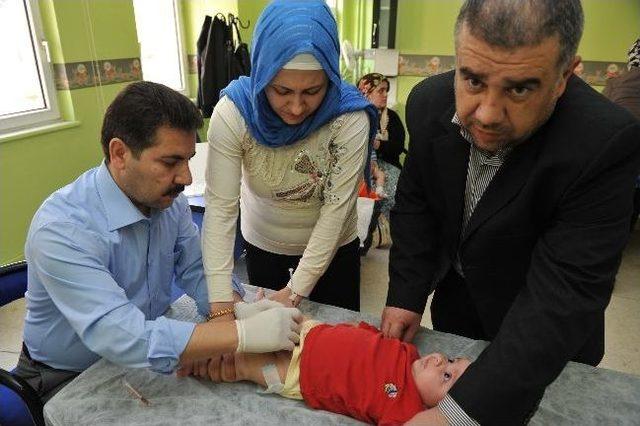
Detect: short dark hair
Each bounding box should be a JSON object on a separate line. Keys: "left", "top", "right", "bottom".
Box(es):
{"left": 101, "top": 81, "right": 203, "bottom": 161}
{"left": 455, "top": 0, "right": 584, "bottom": 69}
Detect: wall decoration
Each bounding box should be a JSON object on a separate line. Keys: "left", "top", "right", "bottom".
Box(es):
{"left": 397, "top": 54, "right": 628, "bottom": 87}
{"left": 398, "top": 54, "right": 455, "bottom": 77}
{"left": 53, "top": 58, "right": 142, "bottom": 90}
{"left": 54, "top": 61, "right": 96, "bottom": 90}
{"left": 573, "top": 60, "right": 629, "bottom": 86}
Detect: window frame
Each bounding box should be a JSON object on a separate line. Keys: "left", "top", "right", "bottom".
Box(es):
{"left": 173, "top": 0, "right": 189, "bottom": 96}
{"left": 0, "top": 0, "right": 61, "bottom": 134}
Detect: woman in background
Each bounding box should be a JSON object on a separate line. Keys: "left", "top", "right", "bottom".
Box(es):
{"left": 358, "top": 73, "right": 406, "bottom": 220}
{"left": 202, "top": 0, "right": 377, "bottom": 317}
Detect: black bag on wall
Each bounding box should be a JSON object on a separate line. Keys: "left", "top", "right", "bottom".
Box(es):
{"left": 197, "top": 14, "right": 251, "bottom": 118}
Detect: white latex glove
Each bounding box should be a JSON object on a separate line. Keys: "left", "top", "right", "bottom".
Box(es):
{"left": 235, "top": 307, "right": 303, "bottom": 353}
{"left": 234, "top": 299, "right": 285, "bottom": 319}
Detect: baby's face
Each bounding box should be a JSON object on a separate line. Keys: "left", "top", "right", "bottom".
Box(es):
{"left": 411, "top": 353, "right": 471, "bottom": 407}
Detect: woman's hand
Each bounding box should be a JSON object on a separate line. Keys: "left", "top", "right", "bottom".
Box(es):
{"left": 208, "top": 301, "right": 235, "bottom": 322}
{"left": 234, "top": 298, "right": 285, "bottom": 319}
{"left": 269, "top": 286, "right": 303, "bottom": 307}
{"left": 208, "top": 291, "right": 244, "bottom": 322}
{"left": 373, "top": 137, "right": 381, "bottom": 150}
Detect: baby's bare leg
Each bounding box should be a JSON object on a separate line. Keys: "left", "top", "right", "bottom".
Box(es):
{"left": 219, "top": 351, "right": 292, "bottom": 387}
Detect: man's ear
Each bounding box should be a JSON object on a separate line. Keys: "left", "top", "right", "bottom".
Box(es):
{"left": 554, "top": 55, "right": 582, "bottom": 98}
{"left": 108, "top": 138, "right": 130, "bottom": 170}
{"left": 563, "top": 55, "right": 582, "bottom": 80}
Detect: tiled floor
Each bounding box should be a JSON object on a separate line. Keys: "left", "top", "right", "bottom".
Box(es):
{"left": 2, "top": 230, "right": 639, "bottom": 376}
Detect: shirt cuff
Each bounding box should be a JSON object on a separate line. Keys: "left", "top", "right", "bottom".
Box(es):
{"left": 286, "top": 268, "right": 317, "bottom": 298}
{"left": 438, "top": 394, "right": 480, "bottom": 426}
{"left": 147, "top": 317, "right": 195, "bottom": 374}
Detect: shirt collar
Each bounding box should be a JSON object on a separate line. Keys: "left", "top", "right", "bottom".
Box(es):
{"left": 96, "top": 161, "right": 149, "bottom": 231}
{"left": 451, "top": 112, "right": 513, "bottom": 164}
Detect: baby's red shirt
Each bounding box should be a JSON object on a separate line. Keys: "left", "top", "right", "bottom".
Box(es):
{"left": 299, "top": 322, "right": 425, "bottom": 425}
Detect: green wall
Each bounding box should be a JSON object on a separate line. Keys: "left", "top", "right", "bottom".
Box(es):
{"left": 581, "top": 1, "right": 640, "bottom": 61}
{"left": 236, "top": 0, "right": 269, "bottom": 44}
{"left": 1, "top": 0, "right": 269, "bottom": 264}
{"left": 394, "top": 0, "right": 463, "bottom": 123}
{"left": 0, "top": 0, "right": 140, "bottom": 263}
{"left": 393, "top": 0, "right": 640, "bottom": 126}
{"left": 2, "top": 0, "right": 639, "bottom": 264}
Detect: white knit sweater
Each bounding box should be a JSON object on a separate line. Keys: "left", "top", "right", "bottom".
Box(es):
{"left": 202, "top": 96, "right": 370, "bottom": 302}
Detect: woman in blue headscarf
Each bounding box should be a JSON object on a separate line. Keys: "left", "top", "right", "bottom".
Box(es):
{"left": 202, "top": 0, "right": 377, "bottom": 315}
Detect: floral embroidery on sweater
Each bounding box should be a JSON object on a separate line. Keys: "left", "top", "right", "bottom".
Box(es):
{"left": 243, "top": 115, "right": 347, "bottom": 205}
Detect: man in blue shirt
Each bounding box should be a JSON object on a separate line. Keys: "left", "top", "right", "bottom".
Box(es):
{"left": 16, "top": 81, "right": 302, "bottom": 402}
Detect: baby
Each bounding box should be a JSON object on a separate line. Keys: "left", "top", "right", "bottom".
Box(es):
{"left": 209, "top": 317, "right": 470, "bottom": 425}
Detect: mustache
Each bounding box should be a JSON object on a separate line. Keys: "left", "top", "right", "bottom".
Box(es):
{"left": 164, "top": 185, "right": 185, "bottom": 196}
{"left": 470, "top": 120, "right": 508, "bottom": 134}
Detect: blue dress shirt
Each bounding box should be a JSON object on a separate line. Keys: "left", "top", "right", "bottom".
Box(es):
{"left": 23, "top": 162, "right": 243, "bottom": 373}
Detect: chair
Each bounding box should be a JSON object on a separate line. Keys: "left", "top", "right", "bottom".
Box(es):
{"left": 0, "top": 261, "right": 45, "bottom": 426}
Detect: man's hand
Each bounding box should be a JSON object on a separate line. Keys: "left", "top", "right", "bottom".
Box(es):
{"left": 203, "top": 353, "right": 236, "bottom": 382}
{"left": 381, "top": 306, "right": 422, "bottom": 342}
{"left": 236, "top": 307, "right": 303, "bottom": 352}
{"left": 208, "top": 291, "right": 244, "bottom": 322}
{"left": 176, "top": 358, "right": 210, "bottom": 379}
{"left": 405, "top": 407, "right": 449, "bottom": 425}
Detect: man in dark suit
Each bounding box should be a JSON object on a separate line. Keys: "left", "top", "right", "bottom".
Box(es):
{"left": 381, "top": 1, "right": 640, "bottom": 424}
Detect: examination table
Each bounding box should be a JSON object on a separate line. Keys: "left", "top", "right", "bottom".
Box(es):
{"left": 44, "top": 287, "right": 640, "bottom": 425}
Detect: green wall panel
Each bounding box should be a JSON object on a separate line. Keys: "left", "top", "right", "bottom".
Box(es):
{"left": 396, "top": 0, "right": 462, "bottom": 55}
{"left": 1, "top": 0, "right": 140, "bottom": 263}
{"left": 0, "top": 87, "right": 115, "bottom": 263}
{"left": 581, "top": 0, "right": 640, "bottom": 62}
{"left": 86, "top": 0, "right": 139, "bottom": 60}
{"left": 236, "top": 0, "right": 268, "bottom": 44}
{"left": 392, "top": 0, "right": 640, "bottom": 132}
{"left": 2, "top": 0, "right": 639, "bottom": 264}
{"left": 43, "top": 0, "right": 95, "bottom": 62}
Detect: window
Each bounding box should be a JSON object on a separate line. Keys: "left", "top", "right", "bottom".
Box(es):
{"left": 0, "top": 0, "right": 60, "bottom": 133}
{"left": 133, "top": 0, "right": 187, "bottom": 94}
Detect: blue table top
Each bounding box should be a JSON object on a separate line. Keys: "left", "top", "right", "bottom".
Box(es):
{"left": 187, "top": 195, "right": 205, "bottom": 212}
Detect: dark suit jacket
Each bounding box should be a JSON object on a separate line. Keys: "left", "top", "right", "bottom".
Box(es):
{"left": 377, "top": 108, "right": 406, "bottom": 169}
{"left": 387, "top": 71, "right": 640, "bottom": 424}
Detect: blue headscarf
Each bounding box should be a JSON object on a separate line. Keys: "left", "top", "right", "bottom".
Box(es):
{"left": 221, "top": 0, "right": 377, "bottom": 181}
